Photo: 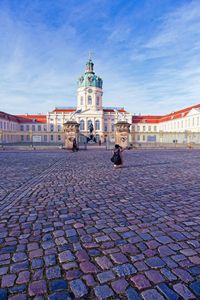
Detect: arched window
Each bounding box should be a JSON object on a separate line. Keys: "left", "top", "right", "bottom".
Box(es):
{"left": 80, "top": 120, "right": 85, "bottom": 131}
{"left": 80, "top": 96, "right": 83, "bottom": 105}
{"left": 95, "top": 120, "right": 100, "bottom": 130}
{"left": 96, "top": 96, "right": 100, "bottom": 106}
{"left": 88, "top": 96, "right": 92, "bottom": 105}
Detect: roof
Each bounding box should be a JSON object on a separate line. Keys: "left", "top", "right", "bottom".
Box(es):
{"left": 103, "top": 107, "right": 128, "bottom": 113}
{"left": 53, "top": 108, "right": 76, "bottom": 113}
{"left": 132, "top": 116, "right": 162, "bottom": 124}
{"left": 16, "top": 115, "right": 47, "bottom": 123}
{"left": 0, "top": 111, "right": 19, "bottom": 123}
{"left": 132, "top": 103, "right": 200, "bottom": 124}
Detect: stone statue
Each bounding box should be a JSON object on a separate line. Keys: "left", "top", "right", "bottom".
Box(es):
{"left": 89, "top": 122, "right": 94, "bottom": 133}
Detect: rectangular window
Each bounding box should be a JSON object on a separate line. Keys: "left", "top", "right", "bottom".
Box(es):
{"left": 32, "top": 125, "right": 35, "bottom": 131}
{"left": 26, "top": 125, "right": 29, "bottom": 131}
{"left": 26, "top": 135, "right": 30, "bottom": 141}
{"left": 143, "top": 126, "right": 146, "bottom": 131}
{"left": 50, "top": 124, "right": 54, "bottom": 132}
{"left": 104, "top": 125, "right": 107, "bottom": 132}
{"left": 20, "top": 125, "right": 24, "bottom": 131}
{"left": 58, "top": 135, "right": 61, "bottom": 141}
{"left": 143, "top": 135, "right": 145, "bottom": 141}
{"left": 154, "top": 126, "right": 157, "bottom": 131}
{"left": 148, "top": 126, "right": 151, "bottom": 131}
{"left": 58, "top": 125, "right": 61, "bottom": 132}
{"left": 137, "top": 135, "right": 140, "bottom": 141}
{"left": 137, "top": 126, "right": 140, "bottom": 131}
{"left": 38, "top": 125, "right": 41, "bottom": 131}
{"left": 21, "top": 135, "right": 24, "bottom": 141}
{"left": 44, "top": 125, "right": 47, "bottom": 131}
{"left": 50, "top": 135, "right": 54, "bottom": 141}
{"left": 44, "top": 135, "right": 47, "bottom": 142}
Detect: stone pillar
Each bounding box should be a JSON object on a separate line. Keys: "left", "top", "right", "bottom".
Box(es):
{"left": 63, "top": 121, "right": 80, "bottom": 149}
{"left": 115, "top": 121, "right": 131, "bottom": 148}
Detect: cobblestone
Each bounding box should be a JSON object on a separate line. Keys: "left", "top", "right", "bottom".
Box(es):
{"left": 0, "top": 149, "right": 200, "bottom": 298}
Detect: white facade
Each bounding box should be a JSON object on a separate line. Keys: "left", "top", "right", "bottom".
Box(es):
{"left": 1, "top": 58, "right": 200, "bottom": 146}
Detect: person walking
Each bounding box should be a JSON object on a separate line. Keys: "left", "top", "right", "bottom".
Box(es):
{"left": 72, "top": 138, "right": 78, "bottom": 152}
{"left": 111, "top": 144, "right": 125, "bottom": 168}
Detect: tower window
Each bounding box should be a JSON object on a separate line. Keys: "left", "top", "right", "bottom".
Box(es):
{"left": 88, "top": 96, "right": 92, "bottom": 105}
{"left": 96, "top": 96, "right": 100, "bottom": 106}
{"left": 80, "top": 96, "right": 83, "bottom": 105}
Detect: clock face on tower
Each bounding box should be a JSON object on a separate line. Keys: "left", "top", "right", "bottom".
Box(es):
{"left": 88, "top": 89, "right": 92, "bottom": 94}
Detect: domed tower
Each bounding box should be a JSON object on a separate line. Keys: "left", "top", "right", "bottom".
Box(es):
{"left": 77, "top": 56, "right": 103, "bottom": 111}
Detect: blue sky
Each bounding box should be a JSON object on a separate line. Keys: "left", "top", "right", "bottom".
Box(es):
{"left": 0, "top": 0, "right": 200, "bottom": 115}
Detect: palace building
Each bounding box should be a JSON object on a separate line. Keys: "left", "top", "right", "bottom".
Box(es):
{"left": 0, "top": 57, "right": 200, "bottom": 146}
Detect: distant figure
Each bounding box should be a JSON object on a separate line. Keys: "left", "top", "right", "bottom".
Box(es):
{"left": 111, "top": 144, "right": 125, "bottom": 168}
{"left": 72, "top": 138, "right": 78, "bottom": 152}
{"left": 99, "top": 140, "right": 101, "bottom": 146}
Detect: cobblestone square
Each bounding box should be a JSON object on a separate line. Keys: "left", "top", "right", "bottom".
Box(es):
{"left": 0, "top": 149, "right": 200, "bottom": 299}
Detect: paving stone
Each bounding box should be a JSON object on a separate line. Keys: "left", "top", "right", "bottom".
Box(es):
{"left": 10, "top": 261, "right": 29, "bottom": 273}
{"left": 130, "top": 274, "right": 151, "bottom": 290}
{"left": 188, "top": 266, "right": 200, "bottom": 275}
{"left": 48, "top": 291, "right": 72, "bottom": 300}
{"left": 172, "top": 268, "right": 194, "bottom": 283}
{"left": 58, "top": 251, "right": 75, "bottom": 263}
{"left": 44, "top": 255, "right": 56, "bottom": 266}
{"left": 70, "top": 279, "right": 88, "bottom": 298}
{"left": 157, "top": 283, "right": 179, "bottom": 300}
{"left": 146, "top": 256, "right": 166, "bottom": 268}
{"left": 82, "top": 274, "right": 96, "bottom": 287}
{"left": 189, "top": 281, "right": 200, "bottom": 297}
{"left": 46, "top": 266, "right": 61, "bottom": 279}
{"left": 94, "top": 285, "right": 114, "bottom": 299}
{"left": 28, "top": 280, "right": 47, "bottom": 296}
{"left": 141, "top": 289, "right": 165, "bottom": 300}
{"left": 49, "top": 279, "right": 68, "bottom": 292}
{"left": 16, "top": 271, "right": 30, "bottom": 284}
{"left": 10, "top": 284, "right": 26, "bottom": 294}
{"left": 1, "top": 274, "right": 16, "bottom": 287}
{"left": 80, "top": 261, "right": 98, "bottom": 273}
{"left": 8, "top": 294, "right": 27, "bottom": 300}
{"left": 65, "top": 269, "right": 82, "bottom": 280}
{"left": 110, "top": 252, "right": 128, "bottom": 264}
{"left": 12, "top": 252, "right": 27, "bottom": 262}
{"left": 32, "top": 258, "right": 44, "bottom": 269}
{"left": 111, "top": 278, "right": 128, "bottom": 294}
{"left": 173, "top": 283, "right": 196, "bottom": 299}
{"left": 97, "top": 270, "right": 115, "bottom": 283}
{"left": 145, "top": 270, "right": 165, "bottom": 284}
{"left": 160, "top": 268, "right": 177, "bottom": 281}
{"left": 126, "top": 287, "right": 141, "bottom": 300}
{"left": 113, "top": 263, "right": 137, "bottom": 277}
{"left": 95, "top": 256, "right": 113, "bottom": 270}
{"left": 0, "top": 288, "right": 8, "bottom": 300}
